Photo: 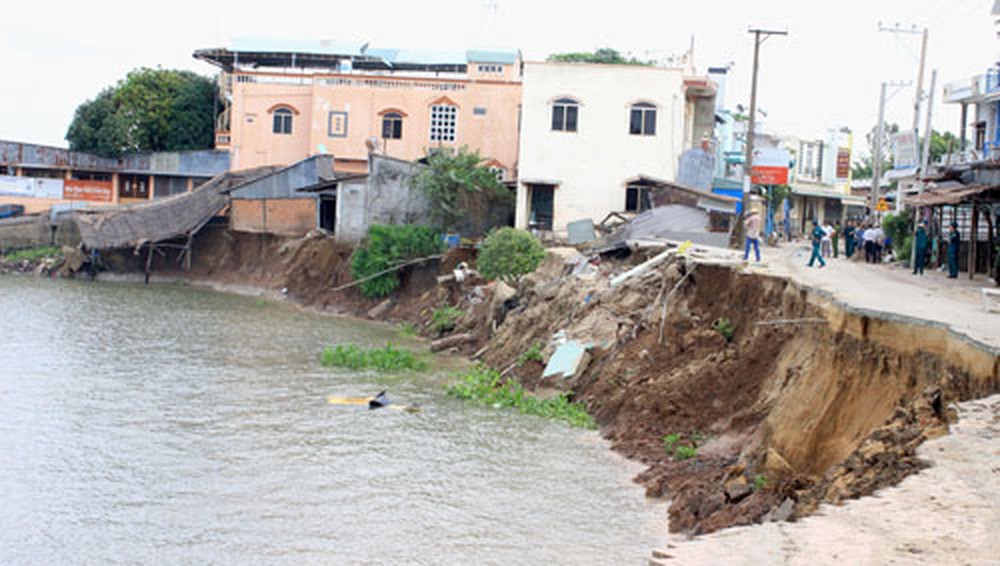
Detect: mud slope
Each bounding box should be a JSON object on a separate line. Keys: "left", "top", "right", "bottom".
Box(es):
{"left": 480, "top": 257, "right": 999, "bottom": 535}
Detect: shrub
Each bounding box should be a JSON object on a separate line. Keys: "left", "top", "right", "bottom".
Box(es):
{"left": 882, "top": 212, "right": 913, "bottom": 259}
{"left": 713, "top": 317, "right": 735, "bottom": 342}
{"left": 447, "top": 365, "right": 596, "bottom": 429}
{"left": 477, "top": 227, "right": 546, "bottom": 285}
{"left": 351, "top": 225, "right": 444, "bottom": 298}
{"left": 517, "top": 342, "right": 544, "bottom": 366}
{"left": 320, "top": 343, "right": 428, "bottom": 372}
{"left": 3, "top": 246, "right": 62, "bottom": 263}
{"left": 429, "top": 306, "right": 463, "bottom": 335}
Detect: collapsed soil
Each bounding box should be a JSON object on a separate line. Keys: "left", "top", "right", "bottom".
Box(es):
{"left": 29, "top": 228, "right": 1000, "bottom": 537}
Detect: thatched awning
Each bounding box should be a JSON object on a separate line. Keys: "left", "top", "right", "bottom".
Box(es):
{"left": 908, "top": 184, "right": 1000, "bottom": 207}
{"left": 75, "top": 166, "right": 276, "bottom": 250}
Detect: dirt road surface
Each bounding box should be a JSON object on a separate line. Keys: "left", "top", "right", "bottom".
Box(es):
{"left": 655, "top": 393, "right": 1000, "bottom": 565}
{"left": 761, "top": 243, "right": 999, "bottom": 350}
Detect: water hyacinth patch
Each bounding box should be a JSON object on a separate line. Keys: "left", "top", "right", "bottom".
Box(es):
{"left": 321, "top": 343, "right": 428, "bottom": 372}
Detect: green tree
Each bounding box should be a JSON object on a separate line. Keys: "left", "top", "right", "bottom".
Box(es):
{"left": 852, "top": 122, "right": 899, "bottom": 179}
{"left": 547, "top": 48, "right": 651, "bottom": 66}
{"left": 66, "top": 68, "right": 216, "bottom": 156}
{"left": 929, "top": 130, "right": 959, "bottom": 163}
{"left": 411, "top": 146, "right": 512, "bottom": 233}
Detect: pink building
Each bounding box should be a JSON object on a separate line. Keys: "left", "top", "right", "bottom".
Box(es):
{"left": 195, "top": 39, "right": 523, "bottom": 178}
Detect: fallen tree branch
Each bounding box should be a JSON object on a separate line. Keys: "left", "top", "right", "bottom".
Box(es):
{"left": 329, "top": 254, "right": 443, "bottom": 292}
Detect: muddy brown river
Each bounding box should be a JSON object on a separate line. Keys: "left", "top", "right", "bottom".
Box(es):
{"left": 0, "top": 276, "right": 664, "bottom": 564}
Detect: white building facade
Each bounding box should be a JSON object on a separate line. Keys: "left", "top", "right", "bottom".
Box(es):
{"left": 516, "top": 62, "right": 705, "bottom": 234}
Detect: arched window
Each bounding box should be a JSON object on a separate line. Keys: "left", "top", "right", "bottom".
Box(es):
{"left": 382, "top": 112, "right": 403, "bottom": 140}
{"left": 629, "top": 102, "right": 657, "bottom": 136}
{"left": 552, "top": 97, "right": 579, "bottom": 132}
{"left": 272, "top": 108, "right": 293, "bottom": 134}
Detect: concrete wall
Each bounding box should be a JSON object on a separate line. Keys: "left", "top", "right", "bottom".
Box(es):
{"left": 335, "top": 154, "right": 433, "bottom": 242}
{"left": 0, "top": 214, "right": 80, "bottom": 251}
{"left": 516, "top": 62, "right": 687, "bottom": 234}
{"left": 227, "top": 72, "right": 522, "bottom": 177}
{"left": 231, "top": 198, "right": 317, "bottom": 237}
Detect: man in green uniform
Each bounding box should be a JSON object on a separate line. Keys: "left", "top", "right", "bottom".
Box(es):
{"left": 947, "top": 221, "right": 960, "bottom": 278}
{"left": 913, "top": 220, "right": 929, "bottom": 275}
{"left": 808, "top": 220, "right": 826, "bottom": 268}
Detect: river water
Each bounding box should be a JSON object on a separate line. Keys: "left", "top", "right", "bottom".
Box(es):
{"left": 0, "top": 276, "right": 664, "bottom": 565}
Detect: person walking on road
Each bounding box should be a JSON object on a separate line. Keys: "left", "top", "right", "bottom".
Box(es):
{"left": 913, "top": 220, "right": 929, "bottom": 275}
{"left": 832, "top": 220, "right": 841, "bottom": 258}
{"left": 808, "top": 220, "right": 826, "bottom": 268}
{"left": 947, "top": 221, "right": 961, "bottom": 278}
{"left": 743, "top": 210, "right": 762, "bottom": 262}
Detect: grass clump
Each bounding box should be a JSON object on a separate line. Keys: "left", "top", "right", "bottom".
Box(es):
{"left": 517, "top": 342, "right": 544, "bottom": 366}
{"left": 4, "top": 246, "right": 62, "bottom": 263}
{"left": 752, "top": 474, "right": 768, "bottom": 492}
{"left": 321, "top": 343, "right": 428, "bottom": 372}
{"left": 447, "top": 365, "right": 596, "bottom": 429}
{"left": 429, "top": 306, "right": 463, "bottom": 335}
{"left": 397, "top": 322, "right": 419, "bottom": 339}
{"left": 662, "top": 432, "right": 703, "bottom": 461}
{"left": 713, "top": 317, "right": 735, "bottom": 342}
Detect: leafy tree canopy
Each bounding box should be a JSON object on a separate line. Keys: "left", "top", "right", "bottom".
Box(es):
{"left": 547, "top": 48, "right": 652, "bottom": 66}
{"left": 411, "top": 146, "right": 512, "bottom": 234}
{"left": 66, "top": 68, "right": 216, "bottom": 157}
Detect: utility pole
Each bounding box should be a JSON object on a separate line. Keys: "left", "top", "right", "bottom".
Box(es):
{"left": 742, "top": 27, "right": 787, "bottom": 219}
{"left": 871, "top": 83, "right": 888, "bottom": 217}
{"left": 870, "top": 81, "right": 911, "bottom": 219}
{"left": 910, "top": 69, "right": 937, "bottom": 268}
{"left": 879, "top": 23, "right": 927, "bottom": 213}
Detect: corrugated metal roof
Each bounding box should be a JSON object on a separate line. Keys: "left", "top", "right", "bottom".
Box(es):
{"left": 466, "top": 49, "right": 519, "bottom": 64}
{"left": 231, "top": 37, "right": 367, "bottom": 56}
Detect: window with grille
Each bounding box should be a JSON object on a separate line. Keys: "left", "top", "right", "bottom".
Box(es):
{"left": 629, "top": 103, "right": 656, "bottom": 136}
{"left": 551, "top": 98, "right": 579, "bottom": 132}
{"left": 382, "top": 113, "right": 403, "bottom": 139}
{"left": 430, "top": 105, "right": 457, "bottom": 142}
{"left": 625, "top": 186, "right": 652, "bottom": 212}
{"left": 273, "top": 108, "right": 293, "bottom": 134}
{"left": 477, "top": 64, "right": 503, "bottom": 73}
{"left": 489, "top": 166, "right": 505, "bottom": 182}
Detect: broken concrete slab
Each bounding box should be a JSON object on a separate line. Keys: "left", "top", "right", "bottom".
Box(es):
{"left": 542, "top": 340, "right": 590, "bottom": 380}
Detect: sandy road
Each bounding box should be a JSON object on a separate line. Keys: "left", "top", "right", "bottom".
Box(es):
{"left": 760, "top": 243, "right": 999, "bottom": 350}
{"left": 654, "top": 394, "right": 1000, "bottom": 565}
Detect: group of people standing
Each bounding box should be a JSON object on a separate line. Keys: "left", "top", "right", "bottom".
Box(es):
{"left": 743, "top": 210, "right": 964, "bottom": 280}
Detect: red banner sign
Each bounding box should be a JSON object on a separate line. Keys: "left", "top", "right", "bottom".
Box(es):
{"left": 836, "top": 149, "right": 851, "bottom": 179}
{"left": 63, "top": 179, "right": 113, "bottom": 202}
{"left": 751, "top": 165, "right": 788, "bottom": 185}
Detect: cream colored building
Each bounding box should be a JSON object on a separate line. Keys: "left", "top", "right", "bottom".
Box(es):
{"left": 515, "top": 61, "right": 715, "bottom": 234}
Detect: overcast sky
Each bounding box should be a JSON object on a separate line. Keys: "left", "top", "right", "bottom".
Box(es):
{"left": 2, "top": 0, "right": 995, "bottom": 158}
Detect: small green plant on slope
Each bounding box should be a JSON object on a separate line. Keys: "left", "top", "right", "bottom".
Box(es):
{"left": 662, "top": 433, "right": 682, "bottom": 455}
{"left": 429, "top": 306, "right": 463, "bottom": 335}
{"left": 397, "top": 322, "right": 419, "bottom": 339}
{"left": 752, "top": 475, "right": 768, "bottom": 493}
{"left": 477, "top": 227, "right": 546, "bottom": 286}
{"left": 350, "top": 224, "right": 444, "bottom": 299}
{"left": 674, "top": 445, "right": 698, "bottom": 461}
{"left": 447, "top": 365, "right": 596, "bottom": 429}
{"left": 320, "top": 343, "right": 428, "bottom": 372}
{"left": 713, "top": 317, "right": 735, "bottom": 342}
{"left": 517, "top": 342, "right": 544, "bottom": 366}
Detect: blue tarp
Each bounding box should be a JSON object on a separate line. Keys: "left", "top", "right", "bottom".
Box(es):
{"left": 712, "top": 188, "right": 743, "bottom": 214}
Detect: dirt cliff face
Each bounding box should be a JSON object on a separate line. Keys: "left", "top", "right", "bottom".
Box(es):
{"left": 476, "top": 257, "right": 999, "bottom": 535}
